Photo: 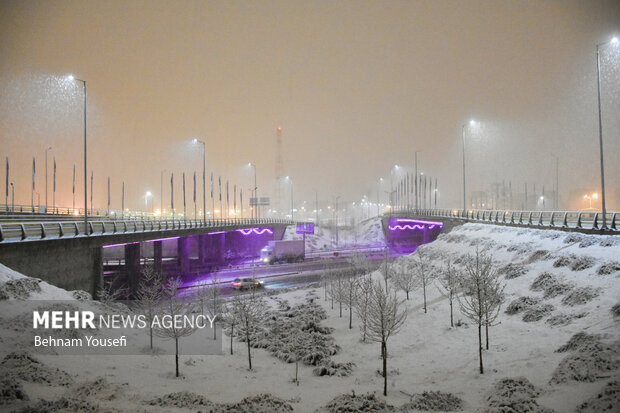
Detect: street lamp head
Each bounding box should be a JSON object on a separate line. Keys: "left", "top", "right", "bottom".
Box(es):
{"left": 192, "top": 138, "right": 198, "bottom": 144}
{"left": 146, "top": 191, "right": 152, "bottom": 197}
{"left": 469, "top": 119, "right": 477, "bottom": 126}
{"left": 611, "top": 37, "right": 619, "bottom": 44}
{"left": 67, "top": 75, "right": 74, "bottom": 81}
{"left": 593, "top": 193, "right": 598, "bottom": 199}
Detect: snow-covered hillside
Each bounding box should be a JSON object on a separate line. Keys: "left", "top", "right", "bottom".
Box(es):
{"left": 0, "top": 223, "right": 618, "bottom": 412}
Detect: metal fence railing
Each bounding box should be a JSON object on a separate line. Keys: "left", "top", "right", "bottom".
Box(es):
{"left": 391, "top": 208, "right": 618, "bottom": 231}
{"left": 0, "top": 218, "right": 294, "bottom": 243}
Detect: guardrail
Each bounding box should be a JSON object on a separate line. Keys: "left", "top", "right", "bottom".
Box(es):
{"left": 0, "top": 218, "right": 294, "bottom": 243}
{"left": 392, "top": 208, "right": 618, "bottom": 231}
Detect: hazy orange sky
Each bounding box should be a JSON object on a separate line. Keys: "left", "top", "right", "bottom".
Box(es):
{"left": 1, "top": 0, "right": 619, "bottom": 215}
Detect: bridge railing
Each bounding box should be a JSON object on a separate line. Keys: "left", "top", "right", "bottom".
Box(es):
{"left": 392, "top": 208, "right": 617, "bottom": 231}
{"left": 0, "top": 218, "right": 294, "bottom": 243}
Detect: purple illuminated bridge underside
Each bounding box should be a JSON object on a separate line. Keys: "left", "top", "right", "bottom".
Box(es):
{"left": 388, "top": 218, "right": 444, "bottom": 231}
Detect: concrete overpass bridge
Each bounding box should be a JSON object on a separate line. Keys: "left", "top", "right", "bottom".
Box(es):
{"left": 385, "top": 208, "right": 618, "bottom": 235}
{"left": 0, "top": 217, "right": 292, "bottom": 297}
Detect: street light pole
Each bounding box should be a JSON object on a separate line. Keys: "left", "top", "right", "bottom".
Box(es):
{"left": 248, "top": 163, "right": 257, "bottom": 219}
{"left": 595, "top": 37, "right": 618, "bottom": 230}
{"left": 461, "top": 124, "right": 467, "bottom": 212}
{"left": 68, "top": 75, "right": 87, "bottom": 233}
{"left": 10, "top": 183, "right": 14, "bottom": 212}
{"left": 335, "top": 196, "right": 340, "bottom": 247}
{"left": 461, "top": 120, "right": 476, "bottom": 212}
{"left": 45, "top": 147, "right": 51, "bottom": 213}
{"left": 192, "top": 139, "right": 207, "bottom": 225}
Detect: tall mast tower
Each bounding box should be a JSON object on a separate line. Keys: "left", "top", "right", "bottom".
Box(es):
{"left": 276, "top": 126, "right": 283, "bottom": 214}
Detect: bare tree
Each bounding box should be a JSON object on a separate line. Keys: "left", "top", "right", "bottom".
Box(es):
{"left": 206, "top": 274, "right": 223, "bottom": 340}
{"left": 354, "top": 274, "right": 373, "bottom": 342}
{"left": 412, "top": 249, "right": 435, "bottom": 313}
{"left": 231, "top": 289, "right": 266, "bottom": 370}
{"left": 288, "top": 327, "right": 304, "bottom": 386}
{"left": 379, "top": 248, "right": 393, "bottom": 290}
{"left": 220, "top": 303, "right": 239, "bottom": 355}
{"left": 153, "top": 277, "right": 197, "bottom": 377}
{"left": 391, "top": 261, "right": 418, "bottom": 300}
{"left": 342, "top": 271, "right": 359, "bottom": 329}
{"left": 437, "top": 260, "right": 460, "bottom": 327}
{"left": 456, "top": 250, "right": 504, "bottom": 374}
{"left": 366, "top": 280, "right": 407, "bottom": 396}
{"left": 328, "top": 269, "right": 347, "bottom": 318}
{"left": 136, "top": 265, "right": 163, "bottom": 350}
{"left": 320, "top": 258, "right": 332, "bottom": 301}
{"left": 482, "top": 266, "right": 505, "bottom": 350}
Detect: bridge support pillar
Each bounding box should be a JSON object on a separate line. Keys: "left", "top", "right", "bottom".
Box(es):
{"left": 219, "top": 233, "right": 227, "bottom": 264}
{"left": 92, "top": 247, "right": 104, "bottom": 299}
{"left": 423, "top": 227, "right": 430, "bottom": 243}
{"left": 178, "top": 237, "right": 190, "bottom": 275}
{"left": 198, "top": 235, "right": 206, "bottom": 265}
{"left": 153, "top": 241, "right": 163, "bottom": 274}
{"left": 124, "top": 243, "right": 141, "bottom": 294}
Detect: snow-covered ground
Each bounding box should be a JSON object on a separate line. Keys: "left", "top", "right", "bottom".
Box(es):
{"left": 0, "top": 223, "right": 618, "bottom": 412}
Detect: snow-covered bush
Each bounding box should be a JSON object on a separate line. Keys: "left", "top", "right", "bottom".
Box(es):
{"left": 545, "top": 312, "right": 586, "bottom": 327}
{"left": 530, "top": 273, "right": 573, "bottom": 299}
{"left": 550, "top": 333, "right": 619, "bottom": 384}
{"left": 499, "top": 263, "right": 528, "bottom": 279}
{"left": 227, "top": 393, "right": 294, "bottom": 412}
{"left": 0, "top": 278, "right": 42, "bottom": 299}
{"left": 527, "top": 250, "right": 551, "bottom": 263}
{"left": 0, "top": 378, "right": 28, "bottom": 405}
{"left": 561, "top": 287, "right": 599, "bottom": 306}
{"left": 505, "top": 297, "right": 540, "bottom": 315}
{"left": 555, "top": 332, "right": 600, "bottom": 353}
{"left": 0, "top": 352, "right": 72, "bottom": 386}
{"left": 550, "top": 350, "right": 619, "bottom": 384}
{"left": 599, "top": 237, "right": 619, "bottom": 247}
{"left": 576, "top": 380, "right": 620, "bottom": 413}
{"left": 483, "top": 377, "right": 554, "bottom": 413}
{"left": 72, "top": 377, "right": 126, "bottom": 402}
{"left": 312, "top": 361, "right": 356, "bottom": 377}
{"left": 238, "top": 297, "right": 347, "bottom": 374}
{"left": 578, "top": 237, "right": 598, "bottom": 248}
{"left": 18, "top": 396, "right": 97, "bottom": 412}
{"left": 402, "top": 391, "right": 464, "bottom": 411}
{"left": 319, "top": 392, "right": 395, "bottom": 412}
{"left": 147, "top": 391, "right": 214, "bottom": 409}
{"left": 563, "top": 233, "right": 584, "bottom": 244}
{"left": 71, "top": 290, "right": 92, "bottom": 301}
{"left": 570, "top": 256, "right": 595, "bottom": 272}
{"left": 597, "top": 262, "right": 620, "bottom": 276}
{"left": 522, "top": 304, "right": 555, "bottom": 322}
{"left": 553, "top": 255, "right": 574, "bottom": 268}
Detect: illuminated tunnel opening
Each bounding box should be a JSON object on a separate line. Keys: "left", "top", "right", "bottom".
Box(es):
{"left": 387, "top": 218, "right": 444, "bottom": 255}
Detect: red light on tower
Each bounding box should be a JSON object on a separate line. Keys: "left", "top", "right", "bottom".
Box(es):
{"left": 277, "top": 126, "right": 282, "bottom": 132}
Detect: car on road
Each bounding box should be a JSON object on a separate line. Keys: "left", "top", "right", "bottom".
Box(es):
{"left": 231, "top": 278, "right": 263, "bottom": 290}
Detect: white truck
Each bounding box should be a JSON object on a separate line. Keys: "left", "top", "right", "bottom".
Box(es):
{"left": 260, "top": 240, "right": 305, "bottom": 263}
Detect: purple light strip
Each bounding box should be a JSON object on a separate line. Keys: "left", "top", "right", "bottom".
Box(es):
{"left": 389, "top": 224, "right": 426, "bottom": 230}
{"left": 144, "top": 236, "right": 180, "bottom": 243}
{"left": 394, "top": 218, "right": 444, "bottom": 226}
{"left": 236, "top": 228, "right": 273, "bottom": 236}
{"left": 103, "top": 242, "right": 139, "bottom": 248}
{"left": 208, "top": 231, "right": 226, "bottom": 235}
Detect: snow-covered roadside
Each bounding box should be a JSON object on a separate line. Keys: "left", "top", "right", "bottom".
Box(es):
{"left": 0, "top": 223, "right": 618, "bottom": 412}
